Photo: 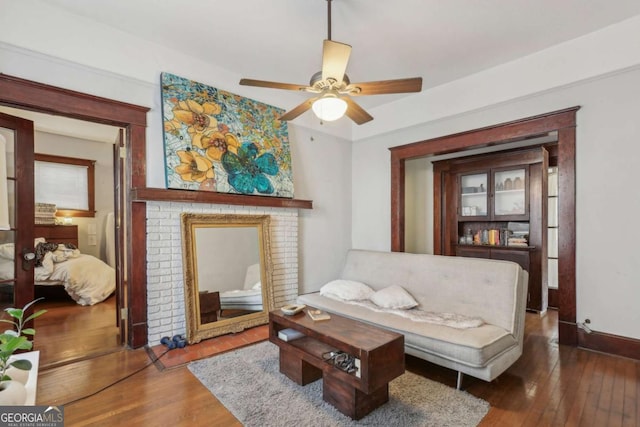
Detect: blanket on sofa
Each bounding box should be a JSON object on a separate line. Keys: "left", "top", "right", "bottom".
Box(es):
{"left": 328, "top": 298, "right": 484, "bottom": 329}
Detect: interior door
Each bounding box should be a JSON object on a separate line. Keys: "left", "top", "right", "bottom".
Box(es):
{"left": 0, "top": 112, "right": 35, "bottom": 310}
{"left": 113, "top": 129, "right": 126, "bottom": 342}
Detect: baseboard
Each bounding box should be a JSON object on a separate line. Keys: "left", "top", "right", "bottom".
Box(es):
{"left": 558, "top": 321, "right": 578, "bottom": 346}
{"left": 548, "top": 288, "right": 558, "bottom": 308}
{"left": 578, "top": 329, "right": 640, "bottom": 361}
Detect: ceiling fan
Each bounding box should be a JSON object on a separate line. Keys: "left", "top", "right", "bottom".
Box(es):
{"left": 239, "top": 0, "right": 422, "bottom": 125}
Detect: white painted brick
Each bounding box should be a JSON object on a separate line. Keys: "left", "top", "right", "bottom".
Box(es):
{"left": 146, "top": 202, "right": 299, "bottom": 343}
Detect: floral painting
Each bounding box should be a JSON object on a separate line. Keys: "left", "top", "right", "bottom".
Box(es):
{"left": 161, "top": 72, "right": 293, "bottom": 197}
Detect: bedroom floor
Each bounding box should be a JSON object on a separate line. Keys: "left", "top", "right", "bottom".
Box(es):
{"left": 34, "top": 295, "right": 121, "bottom": 369}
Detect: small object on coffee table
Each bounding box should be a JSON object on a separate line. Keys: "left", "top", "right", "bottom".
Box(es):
{"left": 281, "top": 304, "right": 305, "bottom": 315}
{"left": 307, "top": 309, "right": 331, "bottom": 321}
{"left": 278, "top": 328, "right": 305, "bottom": 342}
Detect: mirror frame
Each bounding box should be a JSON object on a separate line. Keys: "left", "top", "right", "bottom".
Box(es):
{"left": 181, "top": 213, "right": 275, "bottom": 344}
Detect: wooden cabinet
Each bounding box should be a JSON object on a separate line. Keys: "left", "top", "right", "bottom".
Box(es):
{"left": 458, "top": 166, "right": 529, "bottom": 221}
{"left": 455, "top": 245, "right": 543, "bottom": 309}
{"left": 435, "top": 147, "right": 548, "bottom": 312}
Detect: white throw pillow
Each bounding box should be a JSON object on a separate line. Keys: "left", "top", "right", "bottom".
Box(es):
{"left": 370, "top": 285, "right": 418, "bottom": 309}
{"left": 320, "top": 279, "right": 374, "bottom": 301}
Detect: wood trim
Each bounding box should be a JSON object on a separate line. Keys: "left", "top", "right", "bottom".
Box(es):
{"left": 390, "top": 107, "right": 579, "bottom": 346}
{"left": 390, "top": 152, "right": 404, "bottom": 251}
{"left": 548, "top": 287, "right": 558, "bottom": 308}
{"left": 131, "top": 187, "right": 313, "bottom": 209}
{"left": 389, "top": 107, "right": 577, "bottom": 159}
{"left": 0, "top": 113, "right": 35, "bottom": 309}
{"left": 0, "top": 74, "right": 150, "bottom": 348}
{"left": 129, "top": 201, "right": 148, "bottom": 348}
{"left": 559, "top": 320, "right": 579, "bottom": 346}
{"left": 578, "top": 329, "right": 640, "bottom": 361}
{"left": 0, "top": 73, "right": 148, "bottom": 126}
{"left": 556, "top": 127, "right": 577, "bottom": 334}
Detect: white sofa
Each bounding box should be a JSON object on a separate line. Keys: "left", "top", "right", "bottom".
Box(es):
{"left": 297, "top": 249, "right": 528, "bottom": 389}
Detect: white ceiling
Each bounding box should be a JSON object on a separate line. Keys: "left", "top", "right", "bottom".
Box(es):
{"left": 6, "top": 0, "right": 640, "bottom": 140}
{"left": 43, "top": 0, "right": 640, "bottom": 113}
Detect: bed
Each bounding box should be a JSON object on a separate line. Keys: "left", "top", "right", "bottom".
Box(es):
{"left": 218, "top": 263, "right": 263, "bottom": 312}
{"left": 0, "top": 225, "right": 115, "bottom": 306}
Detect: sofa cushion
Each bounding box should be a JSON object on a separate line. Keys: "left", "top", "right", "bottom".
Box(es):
{"left": 370, "top": 285, "right": 418, "bottom": 309}
{"left": 319, "top": 279, "right": 374, "bottom": 301}
{"left": 298, "top": 293, "right": 517, "bottom": 368}
{"left": 339, "top": 250, "right": 523, "bottom": 333}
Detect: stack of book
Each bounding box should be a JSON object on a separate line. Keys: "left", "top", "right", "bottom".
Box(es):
{"left": 35, "top": 203, "right": 56, "bottom": 225}
{"left": 507, "top": 237, "right": 528, "bottom": 247}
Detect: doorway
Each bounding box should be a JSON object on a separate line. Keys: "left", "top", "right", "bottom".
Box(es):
{"left": 0, "top": 74, "right": 150, "bottom": 350}
{"left": 390, "top": 108, "right": 579, "bottom": 346}
{"left": 0, "top": 106, "right": 123, "bottom": 367}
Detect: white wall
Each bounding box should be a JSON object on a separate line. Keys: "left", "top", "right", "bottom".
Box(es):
{"left": 34, "top": 132, "right": 114, "bottom": 261}
{"left": 0, "top": 2, "right": 353, "bottom": 302}
{"left": 353, "top": 67, "right": 640, "bottom": 340}
{"left": 2, "top": 0, "right": 639, "bottom": 342}
{"left": 404, "top": 158, "right": 433, "bottom": 254}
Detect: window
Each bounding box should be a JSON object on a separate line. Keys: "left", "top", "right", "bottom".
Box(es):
{"left": 34, "top": 154, "right": 96, "bottom": 217}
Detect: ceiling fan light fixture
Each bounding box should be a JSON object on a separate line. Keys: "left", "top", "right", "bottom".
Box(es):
{"left": 312, "top": 93, "right": 348, "bottom": 122}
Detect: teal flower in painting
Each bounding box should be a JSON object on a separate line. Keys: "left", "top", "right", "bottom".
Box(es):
{"left": 222, "top": 143, "right": 279, "bottom": 194}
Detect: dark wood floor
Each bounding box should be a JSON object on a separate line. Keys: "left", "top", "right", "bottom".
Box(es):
{"left": 35, "top": 308, "right": 639, "bottom": 426}
{"left": 34, "top": 295, "right": 121, "bottom": 370}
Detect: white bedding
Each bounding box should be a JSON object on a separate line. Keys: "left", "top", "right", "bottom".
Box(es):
{"left": 0, "top": 248, "right": 115, "bottom": 306}
{"left": 219, "top": 288, "right": 263, "bottom": 311}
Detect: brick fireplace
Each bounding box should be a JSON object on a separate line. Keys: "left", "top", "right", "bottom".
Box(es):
{"left": 145, "top": 201, "right": 299, "bottom": 344}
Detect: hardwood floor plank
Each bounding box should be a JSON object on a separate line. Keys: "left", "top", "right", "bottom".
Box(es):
{"left": 620, "top": 358, "right": 637, "bottom": 427}
{"left": 578, "top": 353, "right": 607, "bottom": 426}
{"left": 33, "top": 309, "right": 640, "bottom": 426}
{"left": 549, "top": 348, "right": 590, "bottom": 425}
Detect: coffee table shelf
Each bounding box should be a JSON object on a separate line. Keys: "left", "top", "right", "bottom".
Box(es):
{"left": 269, "top": 307, "right": 404, "bottom": 420}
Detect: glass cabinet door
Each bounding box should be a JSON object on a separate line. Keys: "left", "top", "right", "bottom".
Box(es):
{"left": 459, "top": 172, "right": 488, "bottom": 217}
{"left": 493, "top": 168, "right": 527, "bottom": 217}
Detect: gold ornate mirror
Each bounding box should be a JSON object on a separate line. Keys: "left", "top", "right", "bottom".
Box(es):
{"left": 181, "top": 213, "right": 274, "bottom": 344}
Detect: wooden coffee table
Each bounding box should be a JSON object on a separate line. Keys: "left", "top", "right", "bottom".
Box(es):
{"left": 269, "top": 307, "right": 405, "bottom": 420}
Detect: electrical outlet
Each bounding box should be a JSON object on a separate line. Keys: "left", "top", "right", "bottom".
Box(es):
{"left": 88, "top": 235, "right": 97, "bottom": 246}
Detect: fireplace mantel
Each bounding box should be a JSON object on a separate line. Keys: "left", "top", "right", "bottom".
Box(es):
{"left": 131, "top": 187, "right": 312, "bottom": 209}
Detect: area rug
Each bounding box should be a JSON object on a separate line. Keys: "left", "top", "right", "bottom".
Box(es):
{"left": 188, "top": 341, "right": 489, "bottom": 426}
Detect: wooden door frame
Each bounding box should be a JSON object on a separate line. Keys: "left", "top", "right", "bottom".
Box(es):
{"left": 389, "top": 107, "right": 579, "bottom": 346}
{"left": 0, "top": 113, "right": 35, "bottom": 309}
{"left": 0, "top": 74, "right": 150, "bottom": 348}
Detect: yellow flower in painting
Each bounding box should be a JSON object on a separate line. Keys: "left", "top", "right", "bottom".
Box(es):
{"left": 167, "top": 99, "right": 222, "bottom": 136}
{"left": 174, "top": 150, "right": 214, "bottom": 183}
{"left": 195, "top": 130, "right": 240, "bottom": 161}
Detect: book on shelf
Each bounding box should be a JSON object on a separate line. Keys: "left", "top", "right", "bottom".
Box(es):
{"left": 277, "top": 328, "right": 305, "bottom": 342}
{"left": 307, "top": 309, "right": 331, "bottom": 321}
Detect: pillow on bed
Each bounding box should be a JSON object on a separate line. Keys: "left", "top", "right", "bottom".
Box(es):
{"left": 0, "top": 243, "right": 14, "bottom": 260}
{"left": 0, "top": 238, "right": 47, "bottom": 260}
{"left": 370, "top": 285, "right": 418, "bottom": 309}
{"left": 320, "top": 279, "right": 374, "bottom": 301}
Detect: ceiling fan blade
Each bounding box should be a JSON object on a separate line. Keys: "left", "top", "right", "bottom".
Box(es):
{"left": 344, "top": 97, "right": 373, "bottom": 125}
{"left": 278, "top": 97, "right": 318, "bottom": 121}
{"left": 348, "top": 77, "right": 423, "bottom": 96}
{"left": 322, "top": 40, "right": 352, "bottom": 84}
{"left": 239, "top": 78, "right": 309, "bottom": 92}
